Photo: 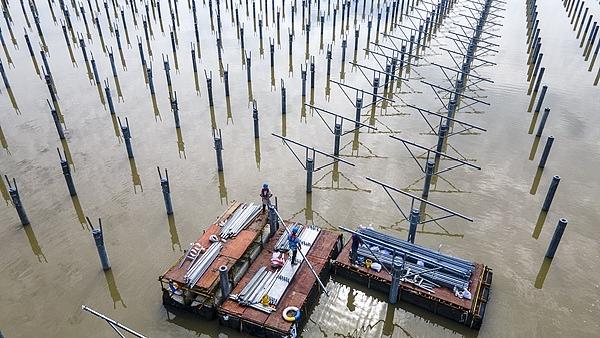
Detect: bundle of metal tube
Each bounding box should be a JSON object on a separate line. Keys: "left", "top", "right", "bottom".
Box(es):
{"left": 356, "top": 247, "right": 469, "bottom": 290}
{"left": 184, "top": 242, "right": 223, "bottom": 287}
{"left": 220, "top": 203, "right": 261, "bottom": 239}
{"left": 234, "top": 226, "right": 322, "bottom": 309}
{"left": 268, "top": 226, "right": 321, "bottom": 306}
{"left": 345, "top": 226, "right": 474, "bottom": 279}
{"left": 237, "top": 267, "right": 279, "bottom": 306}
{"left": 360, "top": 228, "right": 475, "bottom": 272}
{"left": 237, "top": 266, "right": 268, "bottom": 302}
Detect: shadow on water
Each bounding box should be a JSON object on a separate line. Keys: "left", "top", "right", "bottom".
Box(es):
{"left": 110, "top": 114, "right": 123, "bottom": 142}
{"left": 254, "top": 138, "right": 261, "bottom": 169}
{"left": 23, "top": 224, "right": 47, "bottom": 263}
{"left": 312, "top": 162, "right": 372, "bottom": 193}
{"left": 167, "top": 214, "right": 181, "bottom": 251}
{"left": 287, "top": 192, "right": 336, "bottom": 230}
{"left": 175, "top": 127, "right": 186, "bottom": 159}
{"left": 532, "top": 210, "right": 548, "bottom": 239}
{"left": 226, "top": 96, "right": 233, "bottom": 124}
{"left": 217, "top": 171, "right": 228, "bottom": 205}
{"left": 70, "top": 195, "right": 88, "bottom": 229}
{"left": 61, "top": 139, "right": 74, "bottom": 168}
{"left": 534, "top": 257, "right": 553, "bottom": 289}
{"left": 0, "top": 123, "right": 9, "bottom": 152}
{"left": 129, "top": 158, "right": 143, "bottom": 193}
{"left": 530, "top": 167, "right": 544, "bottom": 195}
{"left": 0, "top": 175, "right": 11, "bottom": 205}
{"left": 104, "top": 269, "right": 126, "bottom": 309}
{"left": 528, "top": 136, "right": 540, "bottom": 161}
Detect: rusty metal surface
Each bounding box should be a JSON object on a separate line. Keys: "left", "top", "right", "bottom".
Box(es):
{"left": 161, "top": 201, "right": 265, "bottom": 291}
{"left": 221, "top": 229, "right": 261, "bottom": 260}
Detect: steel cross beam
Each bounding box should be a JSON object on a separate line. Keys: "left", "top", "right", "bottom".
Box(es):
{"left": 82, "top": 305, "right": 147, "bottom": 338}
{"left": 446, "top": 35, "right": 499, "bottom": 54}
{"left": 410, "top": 6, "right": 436, "bottom": 21}
{"left": 469, "top": 0, "right": 507, "bottom": 8}
{"left": 431, "top": 62, "right": 494, "bottom": 84}
{"left": 379, "top": 35, "right": 427, "bottom": 49}
{"left": 464, "top": 4, "right": 504, "bottom": 22}
{"left": 439, "top": 47, "right": 497, "bottom": 66}
{"left": 395, "top": 23, "right": 436, "bottom": 40}
{"left": 464, "top": 5, "right": 505, "bottom": 19}
{"left": 272, "top": 133, "right": 355, "bottom": 192}
{"left": 365, "top": 176, "right": 474, "bottom": 224}
{"left": 350, "top": 61, "right": 408, "bottom": 82}
{"left": 412, "top": 5, "right": 437, "bottom": 16}
{"left": 375, "top": 39, "right": 423, "bottom": 64}
{"left": 330, "top": 79, "right": 393, "bottom": 107}
{"left": 448, "top": 30, "right": 500, "bottom": 48}
{"left": 389, "top": 135, "right": 482, "bottom": 175}
{"left": 403, "top": 13, "right": 429, "bottom": 29}
{"left": 384, "top": 38, "right": 419, "bottom": 59}
{"left": 364, "top": 48, "right": 421, "bottom": 67}
{"left": 405, "top": 104, "right": 487, "bottom": 137}
{"left": 460, "top": 12, "right": 502, "bottom": 27}
{"left": 418, "top": 0, "right": 439, "bottom": 7}
{"left": 454, "top": 22, "right": 501, "bottom": 38}
{"left": 421, "top": 80, "right": 490, "bottom": 106}
{"left": 305, "top": 103, "right": 377, "bottom": 135}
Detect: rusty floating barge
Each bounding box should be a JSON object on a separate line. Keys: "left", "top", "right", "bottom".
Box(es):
{"left": 159, "top": 202, "right": 343, "bottom": 337}
{"left": 333, "top": 226, "right": 493, "bottom": 330}
{"left": 159, "top": 201, "right": 270, "bottom": 319}
{"left": 159, "top": 203, "right": 492, "bottom": 336}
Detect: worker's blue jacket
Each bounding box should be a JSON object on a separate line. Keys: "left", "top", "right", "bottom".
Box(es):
{"left": 288, "top": 234, "right": 300, "bottom": 251}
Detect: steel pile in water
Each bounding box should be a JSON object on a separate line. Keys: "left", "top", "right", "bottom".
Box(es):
{"left": 231, "top": 226, "right": 321, "bottom": 312}
{"left": 219, "top": 203, "right": 261, "bottom": 239}
{"left": 184, "top": 242, "right": 223, "bottom": 287}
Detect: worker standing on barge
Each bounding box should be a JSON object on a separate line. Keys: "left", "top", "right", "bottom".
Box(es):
{"left": 350, "top": 232, "right": 363, "bottom": 265}
{"left": 260, "top": 183, "right": 272, "bottom": 213}
{"left": 288, "top": 227, "right": 301, "bottom": 265}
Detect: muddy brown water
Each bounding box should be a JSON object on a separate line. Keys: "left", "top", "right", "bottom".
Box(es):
{"left": 0, "top": 0, "right": 599, "bottom": 337}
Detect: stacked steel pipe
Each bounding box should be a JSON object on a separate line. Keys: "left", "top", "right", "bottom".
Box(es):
{"left": 219, "top": 203, "right": 261, "bottom": 239}
{"left": 232, "top": 226, "right": 322, "bottom": 311}
{"left": 184, "top": 242, "right": 223, "bottom": 287}
{"left": 341, "top": 226, "right": 474, "bottom": 291}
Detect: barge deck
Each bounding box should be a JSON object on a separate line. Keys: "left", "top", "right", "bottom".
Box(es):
{"left": 159, "top": 201, "right": 270, "bottom": 319}
{"left": 218, "top": 227, "right": 343, "bottom": 338}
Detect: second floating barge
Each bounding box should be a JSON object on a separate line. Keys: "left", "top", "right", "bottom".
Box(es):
{"left": 333, "top": 228, "right": 493, "bottom": 330}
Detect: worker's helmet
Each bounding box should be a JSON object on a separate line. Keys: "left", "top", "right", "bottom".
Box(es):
{"left": 263, "top": 182, "right": 269, "bottom": 188}
{"left": 292, "top": 226, "right": 299, "bottom": 234}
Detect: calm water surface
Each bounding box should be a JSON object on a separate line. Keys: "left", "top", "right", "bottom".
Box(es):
{"left": 0, "top": 0, "right": 598, "bottom": 337}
